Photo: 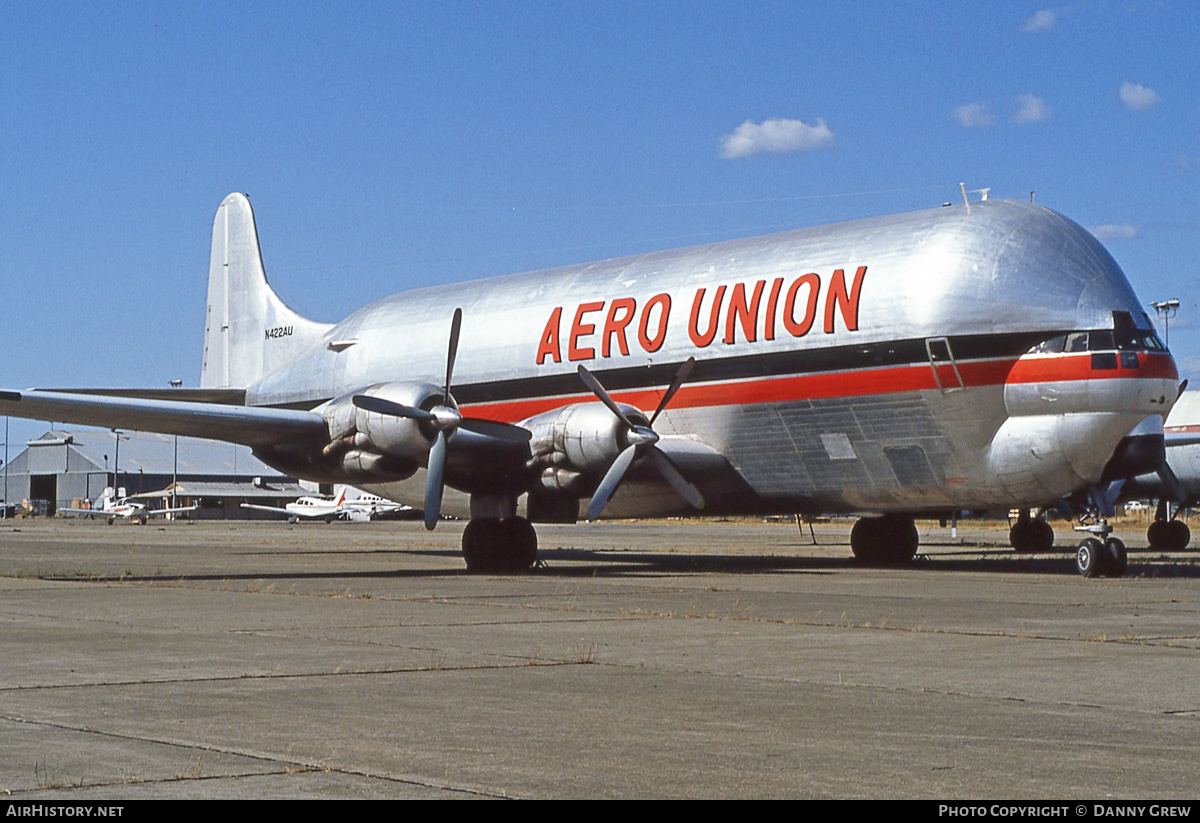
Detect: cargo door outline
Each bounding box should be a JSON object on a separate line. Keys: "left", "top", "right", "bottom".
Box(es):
{"left": 925, "top": 337, "right": 964, "bottom": 392}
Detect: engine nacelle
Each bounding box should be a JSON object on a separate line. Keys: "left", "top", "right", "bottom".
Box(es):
{"left": 524, "top": 402, "right": 644, "bottom": 493}
{"left": 315, "top": 381, "right": 448, "bottom": 480}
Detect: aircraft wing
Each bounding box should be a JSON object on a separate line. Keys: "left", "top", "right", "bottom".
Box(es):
{"left": 239, "top": 503, "right": 295, "bottom": 516}
{"left": 58, "top": 508, "right": 109, "bottom": 517}
{"left": 147, "top": 505, "right": 199, "bottom": 516}
{"left": 0, "top": 389, "right": 328, "bottom": 448}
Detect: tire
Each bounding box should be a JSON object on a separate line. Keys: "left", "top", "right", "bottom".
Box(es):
{"left": 851, "top": 515, "right": 917, "bottom": 566}
{"left": 462, "top": 518, "right": 538, "bottom": 573}
{"left": 850, "top": 517, "right": 883, "bottom": 564}
{"left": 1030, "top": 519, "right": 1055, "bottom": 552}
{"left": 1167, "top": 519, "right": 1191, "bottom": 550}
{"left": 1009, "top": 520, "right": 1034, "bottom": 553}
{"left": 1147, "top": 520, "right": 1171, "bottom": 550}
{"left": 884, "top": 515, "right": 919, "bottom": 564}
{"left": 1076, "top": 538, "right": 1106, "bottom": 578}
{"left": 1105, "top": 538, "right": 1128, "bottom": 578}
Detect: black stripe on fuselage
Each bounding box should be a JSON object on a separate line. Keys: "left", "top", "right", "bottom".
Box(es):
{"left": 450, "top": 329, "right": 1060, "bottom": 404}
{"left": 269, "top": 329, "right": 1066, "bottom": 410}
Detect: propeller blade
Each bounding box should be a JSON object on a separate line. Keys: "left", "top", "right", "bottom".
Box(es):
{"left": 646, "top": 447, "right": 705, "bottom": 509}
{"left": 424, "top": 430, "right": 447, "bottom": 531}
{"left": 352, "top": 394, "right": 435, "bottom": 423}
{"left": 577, "top": 365, "right": 636, "bottom": 429}
{"left": 650, "top": 357, "right": 695, "bottom": 425}
{"left": 586, "top": 443, "right": 637, "bottom": 521}
{"left": 459, "top": 417, "right": 533, "bottom": 443}
{"left": 444, "top": 308, "right": 462, "bottom": 404}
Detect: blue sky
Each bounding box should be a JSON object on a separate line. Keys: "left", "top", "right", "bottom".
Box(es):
{"left": 2, "top": 2, "right": 1198, "bottom": 450}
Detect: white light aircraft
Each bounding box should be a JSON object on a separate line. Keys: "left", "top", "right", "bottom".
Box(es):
{"left": 0, "top": 193, "right": 1181, "bottom": 576}
{"left": 60, "top": 487, "right": 198, "bottom": 524}
{"left": 241, "top": 487, "right": 406, "bottom": 522}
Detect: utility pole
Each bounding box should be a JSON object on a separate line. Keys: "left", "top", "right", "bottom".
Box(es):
{"left": 170, "top": 380, "right": 181, "bottom": 515}
{"left": 1151, "top": 299, "right": 1180, "bottom": 347}
{"left": 3, "top": 416, "right": 8, "bottom": 519}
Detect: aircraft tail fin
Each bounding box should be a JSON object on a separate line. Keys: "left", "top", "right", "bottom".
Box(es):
{"left": 200, "top": 193, "right": 333, "bottom": 389}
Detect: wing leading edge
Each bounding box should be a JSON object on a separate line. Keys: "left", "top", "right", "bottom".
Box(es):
{"left": 0, "top": 389, "right": 328, "bottom": 448}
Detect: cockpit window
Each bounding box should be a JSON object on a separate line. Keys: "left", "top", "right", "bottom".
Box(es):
{"left": 1033, "top": 335, "right": 1066, "bottom": 353}
{"left": 1065, "top": 332, "right": 1088, "bottom": 353}
{"left": 1028, "top": 329, "right": 1166, "bottom": 355}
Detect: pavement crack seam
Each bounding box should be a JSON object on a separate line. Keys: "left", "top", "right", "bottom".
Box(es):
{"left": 0, "top": 714, "right": 506, "bottom": 798}
{"left": 0, "top": 661, "right": 574, "bottom": 692}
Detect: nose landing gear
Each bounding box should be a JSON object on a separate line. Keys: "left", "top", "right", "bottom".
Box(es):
{"left": 1073, "top": 503, "right": 1127, "bottom": 578}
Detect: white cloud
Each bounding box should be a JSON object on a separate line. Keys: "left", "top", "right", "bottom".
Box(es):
{"left": 1089, "top": 223, "right": 1139, "bottom": 242}
{"left": 1013, "top": 94, "right": 1051, "bottom": 124}
{"left": 1023, "top": 10, "right": 1056, "bottom": 32}
{"left": 953, "top": 102, "right": 994, "bottom": 128}
{"left": 1120, "top": 81, "right": 1160, "bottom": 111}
{"left": 719, "top": 117, "right": 835, "bottom": 159}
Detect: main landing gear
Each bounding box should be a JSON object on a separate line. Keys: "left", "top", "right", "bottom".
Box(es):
{"left": 1146, "top": 499, "right": 1190, "bottom": 551}
{"left": 850, "top": 514, "right": 919, "bottom": 565}
{"left": 1009, "top": 508, "right": 1055, "bottom": 553}
{"left": 461, "top": 516, "right": 538, "bottom": 573}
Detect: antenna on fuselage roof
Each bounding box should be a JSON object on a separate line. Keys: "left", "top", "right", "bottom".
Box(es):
{"left": 959, "top": 182, "right": 970, "bottom": 211}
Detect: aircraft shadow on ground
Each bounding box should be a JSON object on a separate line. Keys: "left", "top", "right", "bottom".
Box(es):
{"left": 41, "top": 544, "right": 1200, "bottom": 583}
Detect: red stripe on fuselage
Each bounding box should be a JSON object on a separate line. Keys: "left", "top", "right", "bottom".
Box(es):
{"left": 1006, "top": 351, "right": 1177, "bottom": 383}
{"left": 460, "top": 352, "right": 1176, "bottom": 423}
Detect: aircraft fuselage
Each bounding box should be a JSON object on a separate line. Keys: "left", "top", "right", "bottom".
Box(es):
{"left": 239, "top": 199, "right": 1176, "bottom": 518}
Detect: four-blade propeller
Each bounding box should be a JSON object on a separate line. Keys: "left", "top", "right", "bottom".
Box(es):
{"left": 577, "top": 357, "right": 705, "bottom": 521}
{"left": 352, "top": 308, "right": 530, "bottom": 530}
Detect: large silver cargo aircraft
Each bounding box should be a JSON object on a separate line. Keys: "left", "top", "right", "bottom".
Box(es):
{"left": 0, "top": 193, "right": 1180, "bottom": 576}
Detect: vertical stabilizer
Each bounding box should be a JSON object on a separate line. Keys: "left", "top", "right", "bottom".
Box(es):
{"left": 200, "top": 193, "right": 333, "bottom": 389}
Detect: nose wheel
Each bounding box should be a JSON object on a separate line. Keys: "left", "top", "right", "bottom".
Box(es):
{"left": 1075, "top": 536, "right": 1127, "bottom": 578}
{"left": 1073, "top": 500, "right": 1127, "bottom": 577}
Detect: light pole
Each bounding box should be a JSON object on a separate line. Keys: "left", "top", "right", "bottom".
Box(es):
{"left": 3, "top": 416, "right": 8, "bottom": 520}
{"left": 112, "top": 430, "right": 128, "bottom": 496}
{"left": 170, "top": 379, "right": 182, "bottom": 514}
{"left": 1151, "top": 299, "right": 1180, "bottom": 347}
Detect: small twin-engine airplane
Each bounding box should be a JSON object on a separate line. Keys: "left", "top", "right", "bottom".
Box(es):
{"left": 0, "top": 192, "right": 1180, "bottom": 576}
{"left": 241, "top": 487, "right": 406, "bottom": 523}
{"left": 60, "top": 487, "right": 198, "bottom": 525}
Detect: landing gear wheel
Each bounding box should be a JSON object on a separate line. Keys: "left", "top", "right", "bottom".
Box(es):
{"left": 462, "top": 517, "right": 538, "bottom": 573}
{"left": 1009, "top": 519, "right": 1035, "bottom": 553}
{"left": 1030, "top": 519, "right": 1055, "bottom": 552}
{"left": 1104, "top": 537, "right": 1128, "bottom": 578}
{"left": 851, "top": 515, "right": 918, "bottom": 566}
{"left": 1147, "top": 518, "right": 1190, "bottom": 550}
{"left": 1168, "top": 519, "right": 1191, "bottom": 550}
{"left": 1076, "top": 538, "right": 1105, "bottom": 578}
{"left": 1010, "top": 518, "right": 1055, "bottom": 553}
{"left": 1147, "top": 519, "right": 1171, "bottom": 550}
